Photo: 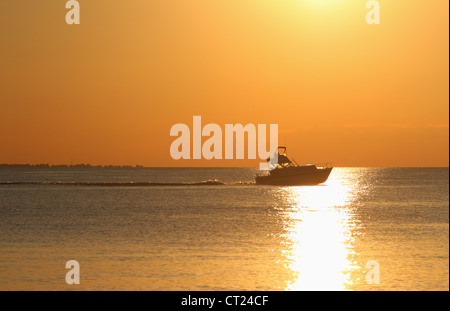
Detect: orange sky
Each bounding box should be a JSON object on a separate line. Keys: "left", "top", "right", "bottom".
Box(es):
{"left": 0, "top": 0, "right": 448, "bottom": 167}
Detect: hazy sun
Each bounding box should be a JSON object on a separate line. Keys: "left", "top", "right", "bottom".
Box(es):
{"left": 305, "top": 0, "right": 343, "bottom": 7}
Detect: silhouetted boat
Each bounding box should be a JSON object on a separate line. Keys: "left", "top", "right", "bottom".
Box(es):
{"left": 255, "top": 147, "right": 333, "bottom": 186}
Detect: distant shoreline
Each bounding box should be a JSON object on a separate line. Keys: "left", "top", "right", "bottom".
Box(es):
{"left": 0, "top": 164, "right": 144, "bottom": 168}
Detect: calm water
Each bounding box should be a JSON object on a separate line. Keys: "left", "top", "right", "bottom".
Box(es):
{"left": 0, "top": 167, "right": 448, "bottom": 290}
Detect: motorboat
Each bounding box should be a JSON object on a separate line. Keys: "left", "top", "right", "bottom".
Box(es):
{"left": 255, "top": 147, "right": 333, "bottom": 186}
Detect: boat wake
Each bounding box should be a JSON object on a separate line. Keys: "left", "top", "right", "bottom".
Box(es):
{"left": 0, "top": 179, "right": 242, "bottom": 187}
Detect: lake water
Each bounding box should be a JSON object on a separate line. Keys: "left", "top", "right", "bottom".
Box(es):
{"left": 0, "top": 167, "right": 448, "bottom": 290}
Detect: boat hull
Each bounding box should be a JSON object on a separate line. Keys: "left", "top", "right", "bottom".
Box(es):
{"left": 255, "top": 167, "right": 333, "bottom": 186}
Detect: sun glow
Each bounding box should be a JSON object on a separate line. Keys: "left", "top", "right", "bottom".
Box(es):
{"left": 303, "top": 0, "right": 345, "bottom": 8}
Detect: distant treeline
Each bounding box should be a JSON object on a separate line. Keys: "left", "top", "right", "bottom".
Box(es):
{"left": 0, "top": 164, "right": 144, "bottom": 168}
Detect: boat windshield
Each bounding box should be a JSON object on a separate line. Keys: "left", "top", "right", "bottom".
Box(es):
{"left": 277, "top": 153, "right": 293, "bottom": 167}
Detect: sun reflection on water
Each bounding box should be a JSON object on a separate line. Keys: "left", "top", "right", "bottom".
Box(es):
{"left": 278, "top": 170, "right": 361, "bottom": 290}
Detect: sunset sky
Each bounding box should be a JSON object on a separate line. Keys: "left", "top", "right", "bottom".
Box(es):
{"left": 0, "top": 0, "right": 448, "bottom": 167}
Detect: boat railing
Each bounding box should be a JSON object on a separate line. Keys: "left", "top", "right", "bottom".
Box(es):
{"left": 315, "top": 162, "right": 333, "bottom": 169}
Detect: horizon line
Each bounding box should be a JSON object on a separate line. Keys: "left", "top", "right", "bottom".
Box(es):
{"left": 0, "top": 164, "right": 448, "bottom": 169}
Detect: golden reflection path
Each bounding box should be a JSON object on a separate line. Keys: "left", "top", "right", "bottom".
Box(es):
{"left": 278, "top": 169, "right": 361, "bottom": 290}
